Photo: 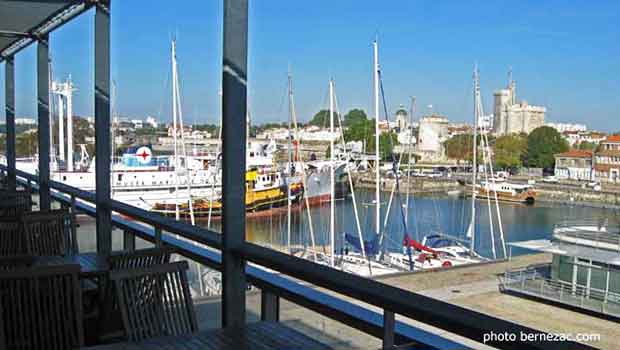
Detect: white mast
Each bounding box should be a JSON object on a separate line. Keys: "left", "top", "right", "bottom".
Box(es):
{"left": 468, "top": 65, "right": 478, "bottom": 256}
{"left": 66, "top": 76, "right": 74, "bottom": 171}
{"left": 329, "top": 78, "right": 336, "bottom": 268}
{"left": 58, "top": 92, "right": 65, "bottom": 162}
{"left": 287, "top": 70, "right": 293, "bottom": 254}
{"left": 373, "top": 40, "right": 381, "bottom": 237}
{"left": 172, "top": 39, "right": 180, "bottom": 220}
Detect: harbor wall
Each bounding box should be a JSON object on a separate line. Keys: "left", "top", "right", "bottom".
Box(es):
{"left": 535, "top": 187, "right": 620, "bottom": 209}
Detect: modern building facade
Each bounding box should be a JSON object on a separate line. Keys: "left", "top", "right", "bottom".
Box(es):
{"left": 504, "top": 221, "right": 620, "bottom": 318}
{"left": 493, "top": 79, "right": 546, "bottom": 136}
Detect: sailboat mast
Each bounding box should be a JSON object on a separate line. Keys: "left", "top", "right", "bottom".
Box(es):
{"left": 172, "top": 40, "right": 180, "bottom": 220}
{"left": 373, "top": 40, "right": 381, "bottom": 237}
{"left": 287, "top": 71, "right": 294, "bottom": 254}
{"left": 329, "top": 78, "right": 336, "bottom": 267}
{"left": 469, "top": 66, "right": 479, "bottom": 256}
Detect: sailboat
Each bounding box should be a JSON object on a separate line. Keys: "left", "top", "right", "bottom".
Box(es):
{"left": 386, "top": 66, "right": 507, "bottom": 269}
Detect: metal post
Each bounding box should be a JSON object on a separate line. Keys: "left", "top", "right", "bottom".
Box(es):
{"left": 70, "top": 194, "right": 78, "bottom": 252}
{"left": 154, "top": 226, "right": 162, "bottom": 247}
{"left": 123, "top": 230, "right": 136, "bottom": 251}
{"left": 221, "top": 0, "right": 248, "bottom": 328}
{"left": 382, "top": 310, "right": 395, "bottom": 348}
{"left": 260, "top": 290, "right": 279, "bottom": 322}
{"left": 37, "top": 35, "right": 51, "bottom": 210}
{"left": 94, "top": 0, "right": 112, "bottom": 255}
{"left": 5, "top": 56, "right": 16, "bottom": 192}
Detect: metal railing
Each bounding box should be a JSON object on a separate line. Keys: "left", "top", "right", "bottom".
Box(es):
{"left": 0, "top": 165, "right": 596, "bottom": 350}
{"left": 502, "top": 265, "right": 620, "bottom": 318}
{"left": 553, "top": 220, "right": 620, "bottom": 252}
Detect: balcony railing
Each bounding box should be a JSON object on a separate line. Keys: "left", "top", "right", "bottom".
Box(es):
{"left": 1, "top": 164, "right": 596, "bottom": 350}
{"left": 501, "top": 265, "right": 620, "bottom": 319}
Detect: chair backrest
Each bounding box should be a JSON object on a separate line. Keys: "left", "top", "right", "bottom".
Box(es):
{"left": 0, "top": 255, "right": 35, "bottom": 271}
{"left": 0, "top": 264, "right": 84, "bottom": 350}
{"left": 0, "top": 191, "right": 32, "bottom": 218}
{"left": 108, "top": 247, "right": 174, "bottom": 271}
{"left": 20, "top": 209, "right": 77, "bottom": 256}
{"left": 111, "top": 261, "right": 197, "bottom": 342}
{"left": 0, "top": 219, "right": 27, "bottom": 257}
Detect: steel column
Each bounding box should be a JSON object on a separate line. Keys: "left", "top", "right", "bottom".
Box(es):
{"left": 383, "top": 310, "right": 395, "bottom": 348}
{"left": 4, "top": 56, "right": 16, "bottom": 192}
{"left": 95, "top": 1, "right": 112, "bottom": 255}
{"left": 221, "top": 0, "right": 248, "bottom": 328}
{"left": 260, "top": 290, "right": 280, "bottom": 322}
{"left": 37, "top": 36, "right": 51, "bottom": 210}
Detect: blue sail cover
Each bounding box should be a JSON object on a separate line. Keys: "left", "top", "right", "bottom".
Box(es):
{"left": 344, "top": 233, "right": 381, "bottom": 255}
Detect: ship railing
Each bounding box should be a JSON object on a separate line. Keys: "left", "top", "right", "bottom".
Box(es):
{"left": 502, "top": 265, "right": 620, "bottom": 318}
{"left": 552, "top": 221, "right": 620, "bottom": 252}
{"left": 0, "top": 164, "right": 592, "bottom": 350}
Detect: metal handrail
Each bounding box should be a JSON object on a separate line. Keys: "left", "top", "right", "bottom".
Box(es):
{"left": 0, "top": 165, "right": 595, "bottom": 350}
{"left": 503, "top": 267, "right": 620, "bottom": 310}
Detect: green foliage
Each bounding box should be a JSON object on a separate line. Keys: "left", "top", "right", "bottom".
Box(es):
{"left": 309, "top": 109, "right": 339, "bottom": 127}
{"left": 526, "top": 126, "right": 569, "bottom": 168}
{"left": 343, "top": 118, "right": 373, "bottom": 143}
{"left": 577, "top": 141, "right": 597, "bottom": 151}
{"left": 343, "top": 109, "right": 367, "bottom": 126}
{"left": 444, "top": 134, "right": 473, "bottom": 161}
{"left": 494, "top": 134, "right": 528, "bottom": 169}
{"left": 365, "top": 132, "right": 398, "bottom": 160}
{"left": 16, "top": 131, "right": 38, "bottom": 157}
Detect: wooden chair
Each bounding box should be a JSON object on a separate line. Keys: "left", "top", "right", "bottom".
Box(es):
{"left": 98, "top": 247, "right": 175, "bottom": 338}
{"left": 0, "top": 264, "right": 84, "bottom": 349}
{"left": 0, "top": 191, "right": 32, "bottom": 218}
{"left": 0, "top": 219, "right": 27, "bottom": 257}
{"left": 110, "top": 261, "right": 197, "bottom": 342}
{"left": 0, "top": 255, "right": 35, "bottom": 271}
{"left": 108, "top": 247, "right": 174, "bottom": 270}
{"left": 20, "top": 209, "right": 77, "bottom": 256}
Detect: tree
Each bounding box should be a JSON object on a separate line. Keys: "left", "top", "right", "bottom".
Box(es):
{"left": 16, "top": 131, "right": 38, "bottom": 157}
{"left": 309, "top": 109, "right": 339, "bottom": 127}
{"left": 577, "top": 141, "right": 597, "bottom": 151}
{"left": 343, "top": 109, "right": 367, "bottom": 126}
{"left": 494, "top": 134, "right": 527, "bottom": 169}
{"left": 444, "top": 134, "right": 473, "bottom": 162}
{"left": 343, "top": 118, "right": 372, "bottom": 143}
{"left": 526, "top": 126, "right": 569, "bottom": 169}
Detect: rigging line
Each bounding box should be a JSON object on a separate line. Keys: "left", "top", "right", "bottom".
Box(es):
{"left": 377, "top": 70, "right": 408, "bottom": 235}
{"left": 333, "top": 83, "right": 372, "bottom": 275}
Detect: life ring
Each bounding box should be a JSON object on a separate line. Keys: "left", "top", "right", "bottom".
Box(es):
{"left": 442, "top": 260, "right": 452, "bottom": 268}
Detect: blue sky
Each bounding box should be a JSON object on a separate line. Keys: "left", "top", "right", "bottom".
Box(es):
{"left": 1, "top": 0, "right": 619, "bottom": 130}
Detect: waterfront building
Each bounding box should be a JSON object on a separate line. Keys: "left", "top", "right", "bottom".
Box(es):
{"left": 14, "top": 117, "right": 36, "bottom": 125}
{"left": 492, "top": 78, "right": 545, "bottom": 135}
{"left": 594, "top": 135, "right": 620, "bottom": 182}
{"left": 145, "top": 116, "right": 159, "bottom": 128}
{"left": 504, "top": 221, "right": 620, "bottom": 318}
{"left": 553, "top": 149, "right": 594, "bottom": 181}
{"left": 416, "top": 114, "right": 449, "bottom": 162}
{"left": 546, "top": 122, "right": 587, "bottom": 133}
{"left": 130, "top": 119, "right": 144, "bottom": 129}
{"left": 562, "top": 130, "right": 606, "bottom": 147}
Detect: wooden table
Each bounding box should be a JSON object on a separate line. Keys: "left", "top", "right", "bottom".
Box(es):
{"left": 81, "top": 321, "right": 333, "bottom": 350}
{"left": 35, "top": 252, "right": 109, "bottom": 278}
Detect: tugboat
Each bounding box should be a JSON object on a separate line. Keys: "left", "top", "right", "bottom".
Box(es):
{"left": 151, "top": 168, "right": 304, "bottom": 219}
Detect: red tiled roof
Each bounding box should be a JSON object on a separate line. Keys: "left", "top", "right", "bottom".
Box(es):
{"left": 555, "top": 149, "right": 593, "bottom": 158}
{"left": 605, "top": 135, "right": 620, "bottom": 142}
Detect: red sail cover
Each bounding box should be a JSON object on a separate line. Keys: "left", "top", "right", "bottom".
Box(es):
{"left": 402, "top": 235, "right": 438, "bottom": 255}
